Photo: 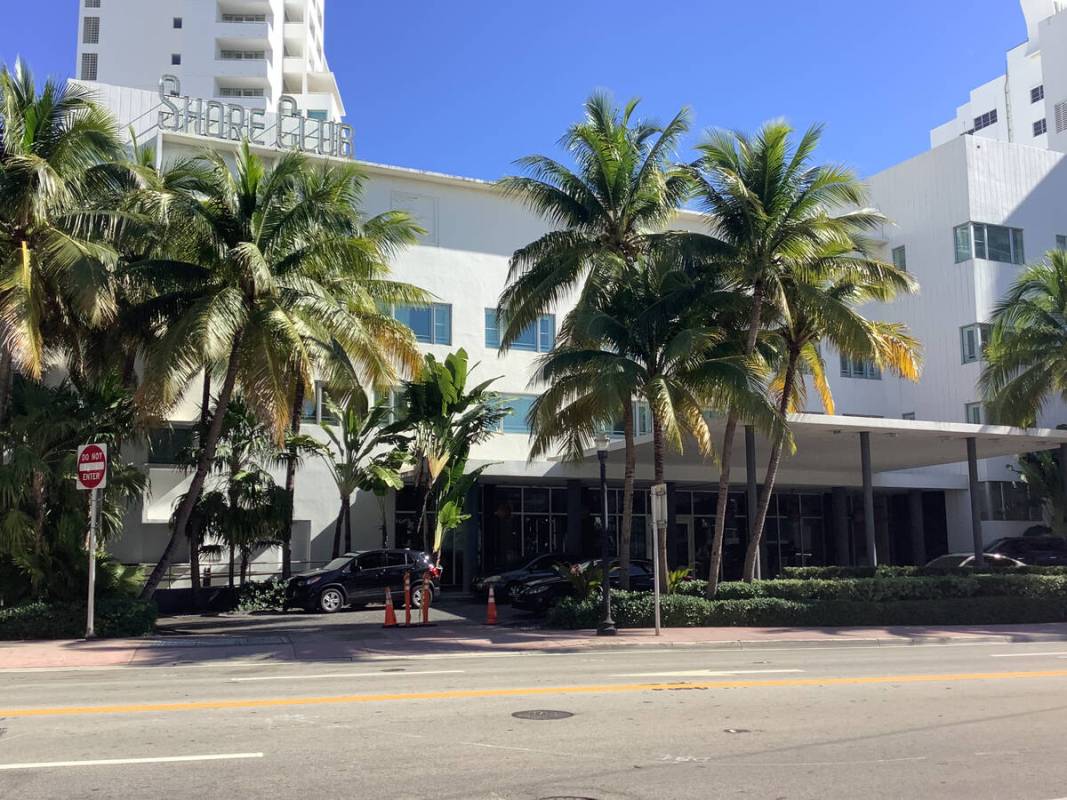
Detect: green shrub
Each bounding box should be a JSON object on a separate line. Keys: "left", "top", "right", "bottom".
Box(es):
{"left": 0, "top": 597, "right": 157, "bottom": 640}
{"left": 235, "top": 578, "right": 288, "bottom": 612}
{"left": 783, "top": 565, "right": 1067, "bottom": 580}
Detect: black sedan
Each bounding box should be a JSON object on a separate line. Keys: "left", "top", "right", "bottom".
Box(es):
{"left": 471, "top": 553, "right": 571, "bottom": 601}
{"left": 285, "top": 549, "right": 440, "bottom": 613}
{"left": 511, "top": 560, "right": 655, "bottom": 613}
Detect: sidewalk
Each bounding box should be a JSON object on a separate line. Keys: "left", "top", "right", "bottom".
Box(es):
{"left": 4, "top": 622, "right": 1067, "bottom": 670}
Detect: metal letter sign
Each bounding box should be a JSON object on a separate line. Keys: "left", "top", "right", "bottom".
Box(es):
{"left": 77, "top": 443, "right": 108, "bottom": 491}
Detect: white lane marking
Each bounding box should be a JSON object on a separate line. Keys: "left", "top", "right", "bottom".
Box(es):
{"left": 613, "top": 668, "right": 804, "bottom": 678}
{"left": 228, "top": 669, "right": 464, "bottom": 682}
{"left": 660, "top": 754, "right": 927, "bottom": 766}
{"left": 0, "top": 753, "right": 264, "bottom": 771}
{"left": 990, "top": 651, "right": 1067, "bottom": 658}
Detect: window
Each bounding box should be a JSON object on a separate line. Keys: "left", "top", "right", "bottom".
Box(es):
{"left": 953, "top": 222, "right": 1025, "bottom": 264}
{"left": 85, "top": 0, "right": 101, "bottom": 6}
{"left": 219, "top": 49, "right": 265, "bottom": 60}
{"left": 891, "top": 245, "right": 907, "bottom": 271}
{"left": 393, "top": 304, "right": 451, "bottom": 345}
{"left": 171, "top": 53, "right": 181, "bottom": 65}
{"left": 960, "top": 323, "right": 992, "bottom": 364}
{"left": 148, "top": 426, "right": 195, "bottom": 465}
{"left": 306, "top": 110, "right": 328, "bottom": 121}
{"left": 484, "top": 309, "right": 554, "bottom": 352}
{"left": 501, "top": 395, "right": 537, "bottom": 434}
{"left": 610, "top": 401, "right": 652, "bottom": 437}
{"left": 982, "top": 481, "right": 1043, "bottom": 522}
{"left": 965, "top": 402, "right": 983, "bottom": 425}
{"left": 1032, "top": 85, "right": 1045, "bottom": 103}
{"left": 840, "top": 355, "right": 881, "bottom": 380}
{"left": 1034, "top": 119, "right": 1048, "bottom": 136}
{"left": 82, "top": 16, "right": 100, "bottom": 43}
{"left": 902, "top": 412, "right": 916, "bottom": 420}
{"left": 218, "top": 87, "right": 265, "bottom": 97}
{"left": 1057, "top": 234, "right": 1067, "bottom": 251}
{"left": 221, "top": 13, "right": 267, "bottom": 22}
{"left": 973, "top": 109, "right": 998, "bottom": 131}
{"left": 173, "top": 17, "right": 182, "bottom": 28}
{"left": 80, "top": 53, "right": 98, "bottom": 81}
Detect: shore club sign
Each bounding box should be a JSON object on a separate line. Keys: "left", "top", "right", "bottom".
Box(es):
{"left": 157, "top": 75, "right": 354, "bottom": 159}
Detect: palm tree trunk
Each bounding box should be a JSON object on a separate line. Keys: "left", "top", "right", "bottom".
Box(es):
{"left": 282, "top": 381, "right": 304, "bottom": 579}
{"left": 140, "top": 332, "right": 244, "bottom": 600}
{"left": 651, "top": 411, "right": 669, "bottom": 591}
{"left": 240, "top": 548, "right": 249, "bottom": 585}
{"left": 707, "top": 283, "right": 765, "bottom": 598}
{"left": 0, "top": 348, "right": 14, "bottom": 429}
{"left": 188, "top": 372, "right": 211, "bottom": 610}
{"left": 743, "top": 352, "right": 799, "bottom": 581}
{"left": 228, "top": 546, "right": 235, "bottom": 588}
{"left": 332, "top": 499, "right": 344, "bottom": 558}
{"left": 618, "top": 403, "right": 636, "bottom": 589}
{"left": 343, "top": 495, "right": 352, "bottom": 553}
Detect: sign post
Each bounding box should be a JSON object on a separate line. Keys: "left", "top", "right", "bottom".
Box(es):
{"left": 649, "top": 483, "right": 667, "bottom": 636}
{"left": 77, "top": 443, "right": 108, "bottom": 639}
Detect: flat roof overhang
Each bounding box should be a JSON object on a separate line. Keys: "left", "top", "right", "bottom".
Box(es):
{"left": 552, "top": 414, "right": 1067, "bottom": 490}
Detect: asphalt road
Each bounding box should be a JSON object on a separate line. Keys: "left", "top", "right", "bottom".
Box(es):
{"left": 3, "top": 641, "right": 1067, "bottom": 799}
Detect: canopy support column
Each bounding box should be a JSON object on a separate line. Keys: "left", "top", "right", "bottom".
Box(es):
{"left": 860, "top": 431, "right": 877, "bottom": 566}
{"left": 967, "top": 437, "right": 985, "bottom": 566}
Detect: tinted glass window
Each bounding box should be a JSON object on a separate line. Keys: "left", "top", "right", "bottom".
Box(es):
{"left": 357, "top": 552, "right": 387, "bottom": 570}
{"left": 384, "top": 552, "right": 407, "bottom": 567}
{"left": 322, "top": 557, "right": 353, "bottom": 571}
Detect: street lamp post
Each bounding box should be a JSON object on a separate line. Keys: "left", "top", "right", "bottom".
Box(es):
{"left": 595, "top": 434, "right": 616, "bottom": 636}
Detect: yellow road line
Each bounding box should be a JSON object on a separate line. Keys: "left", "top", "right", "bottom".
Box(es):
{"left": 5, "top": 669, "right": 1067, "bottom": 718}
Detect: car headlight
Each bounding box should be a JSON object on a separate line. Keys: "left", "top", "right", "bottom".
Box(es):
{"left": 530, "top": 585, "right": 552, "bottom": 594}
{"left": 304, "top": 576, "right": 323, "bottom": 586}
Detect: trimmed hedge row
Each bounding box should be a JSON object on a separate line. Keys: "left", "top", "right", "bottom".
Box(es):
{"left": 545, "top": 589, "right": 1067, "bottom": 629}
{"left": 781, "top": 565, "right": 1067, "bottom": 580}
{"left": 0, "top": 598, "right": 157, "bottom": 640}
{"left": 673, "top": 574, "right": 1067, "bottom": 602}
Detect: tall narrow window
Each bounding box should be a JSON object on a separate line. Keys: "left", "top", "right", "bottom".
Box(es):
{"left": 965, "top": 402, "right": 983, "bottom": 425}
{"left": 82, "top": 16, "right": 100, "bottom": 44}
{"left": 960, "top": 323, "right": 991, "bottom": 364}
{"left": 891, "top": 245, "right": 907, "bottom": 271}
{"left": 80, "top": 53, "right": 98, "bottom": 80}
{"left": 501, "top": 395, "right": 537, "bottom": 434}
{"left": 171, "top": 53, "right": 182, "bottom": 65}
{"left": 173, "top": 17, "right": 183, "bottom": 28}
{"left": 1057, "top": 234, "right": 1067, "bottom": 251}
{"left": 1034, "top": 119, "right": 1048, "bottom": 136}
{"left": 953, "top": 224, "right": 972, "bottom": 263}
{"left": 1032, "top": 85, "right": 1045, "bottom": 103}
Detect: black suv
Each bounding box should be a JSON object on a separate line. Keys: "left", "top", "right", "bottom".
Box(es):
{"left": 285, "top": 549, "right": 440, "bottom": 613}
{"left": 986, "top": 536, "right": 1067, "bottom": 566}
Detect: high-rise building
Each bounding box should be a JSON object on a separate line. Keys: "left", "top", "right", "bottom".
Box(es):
{"left": 931, "top": 0, "right": 1067, "bottom": 152}
{"left": 75, "top": 0, "right": 344, "bottom": 121}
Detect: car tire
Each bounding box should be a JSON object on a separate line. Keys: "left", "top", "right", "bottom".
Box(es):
{"left": 411, "top": 584, "right": 433, "bottom": 610}
{"left": 317, "top": 587, "right": 345, "bottom": 614}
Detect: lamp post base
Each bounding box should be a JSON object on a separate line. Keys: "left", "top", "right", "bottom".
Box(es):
{"left": 597, "top": 620, "right": 617, "bottom": 636}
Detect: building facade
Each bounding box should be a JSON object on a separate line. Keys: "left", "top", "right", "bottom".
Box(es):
{"left": 71, "top": 1, "right": 1067, "bottom": 589}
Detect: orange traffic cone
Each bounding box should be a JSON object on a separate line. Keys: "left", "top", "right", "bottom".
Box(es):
{"left": 420, "top": 571, "right": 431, "bottom": 625}
{"left": 383, "top": 587, "right": 398, "bottom": 628}
{"left": 486, "top": 584, "right": 498, "bottom": 625}
{"left": 404, "top": 571, "right": 412, "bottom": 626}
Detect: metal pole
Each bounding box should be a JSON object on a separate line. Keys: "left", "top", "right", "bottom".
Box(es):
{"left": 597, "top": 448, "right": 616, "bottom": 636}
{"left": 650, "top": 483, "right": 665, "bottom": 637}
{"left": 745, "top": 425, "right": 760, "bottom": 579}
{"left": 967, "top": 437, "right": 986, "bottom": 567}
{"left": 86, "top": 488, "right": 99, "bottom": 639}
{"left": 1060, "top": 443, "right": 1067, "bottom": 527}
{"left": 860, "top": 431, "right": 877, "bottom": 566}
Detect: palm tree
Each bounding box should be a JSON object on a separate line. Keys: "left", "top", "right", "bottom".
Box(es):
{"left": 742, "top": 258, "right": 919, "bottom": 580}
{"left": 689, "top": 120, "right": 890, "bottom": 595}
{"left": 391, "top": 349, "right": 506, "bottom": 557}
{"left": 135, "top": 142, "right": 422, "bottom": 599}
{"left": 531, "top": 255, "right": 780, "bottom": 588}
{"left": 321, "top": 387, "right": 407, "bottom": 558}
{"left": 981, "top": 250, "right": 1067, "bottom": 427}
{"left": 498, "top": 93, "right": 701, "bottom": 574}
{"left": 0, "top": 62, "right": 125, "bottom": 422}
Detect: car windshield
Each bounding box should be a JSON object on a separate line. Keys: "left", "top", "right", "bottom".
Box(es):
{"left": 321, "top": 557, "right": 353, "bottom": 572}
{"left": 926, "top": 555, "right": 967, "bottom": 568}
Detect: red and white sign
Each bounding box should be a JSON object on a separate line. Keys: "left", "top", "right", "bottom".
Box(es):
{"left": 76, "top": 443, "right": 108, "bottom": 491}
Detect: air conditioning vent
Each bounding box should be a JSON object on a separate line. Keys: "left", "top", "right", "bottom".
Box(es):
{"left": 1055, "top": 101, "right": 1067, "bottom": 133}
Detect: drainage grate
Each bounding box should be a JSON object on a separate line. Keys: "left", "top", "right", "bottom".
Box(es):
{"left": 512, "top": 710, "right": 574, "bottom": 721}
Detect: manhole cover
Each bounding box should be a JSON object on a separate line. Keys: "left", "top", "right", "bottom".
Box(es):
{"left": 512, "top": 710, "right": 574, "bottom": 721}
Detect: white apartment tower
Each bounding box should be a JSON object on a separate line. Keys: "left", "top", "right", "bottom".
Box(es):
{"left": 75, "top": 0, "right": 344, "bottom": 121}
{"left": 931, "top": 0, "right": 1067, "bottom": 152}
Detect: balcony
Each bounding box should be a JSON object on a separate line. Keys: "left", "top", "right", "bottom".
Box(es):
{"left": 213, "top": 20, "right": 271, "bottom": 45}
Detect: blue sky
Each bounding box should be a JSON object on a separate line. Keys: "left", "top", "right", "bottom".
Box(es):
{"left": 1, "top": 1, "right": 1025, "bottom": 180}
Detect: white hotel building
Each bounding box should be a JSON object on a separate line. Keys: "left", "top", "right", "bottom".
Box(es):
{"left": 73, "top": 0, "right": 1067, "bottom": 589}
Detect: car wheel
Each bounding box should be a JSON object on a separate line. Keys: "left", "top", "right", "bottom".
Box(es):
{"left": 317, "top": 587, "right": 345, "bottom": 614}
{"left": 411, "top": 584, "right": 433, "bottom": 609}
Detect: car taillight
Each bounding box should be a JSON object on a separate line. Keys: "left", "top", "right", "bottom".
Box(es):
{"left": 429, "top": 565, "right": 442, "bottom": 578}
